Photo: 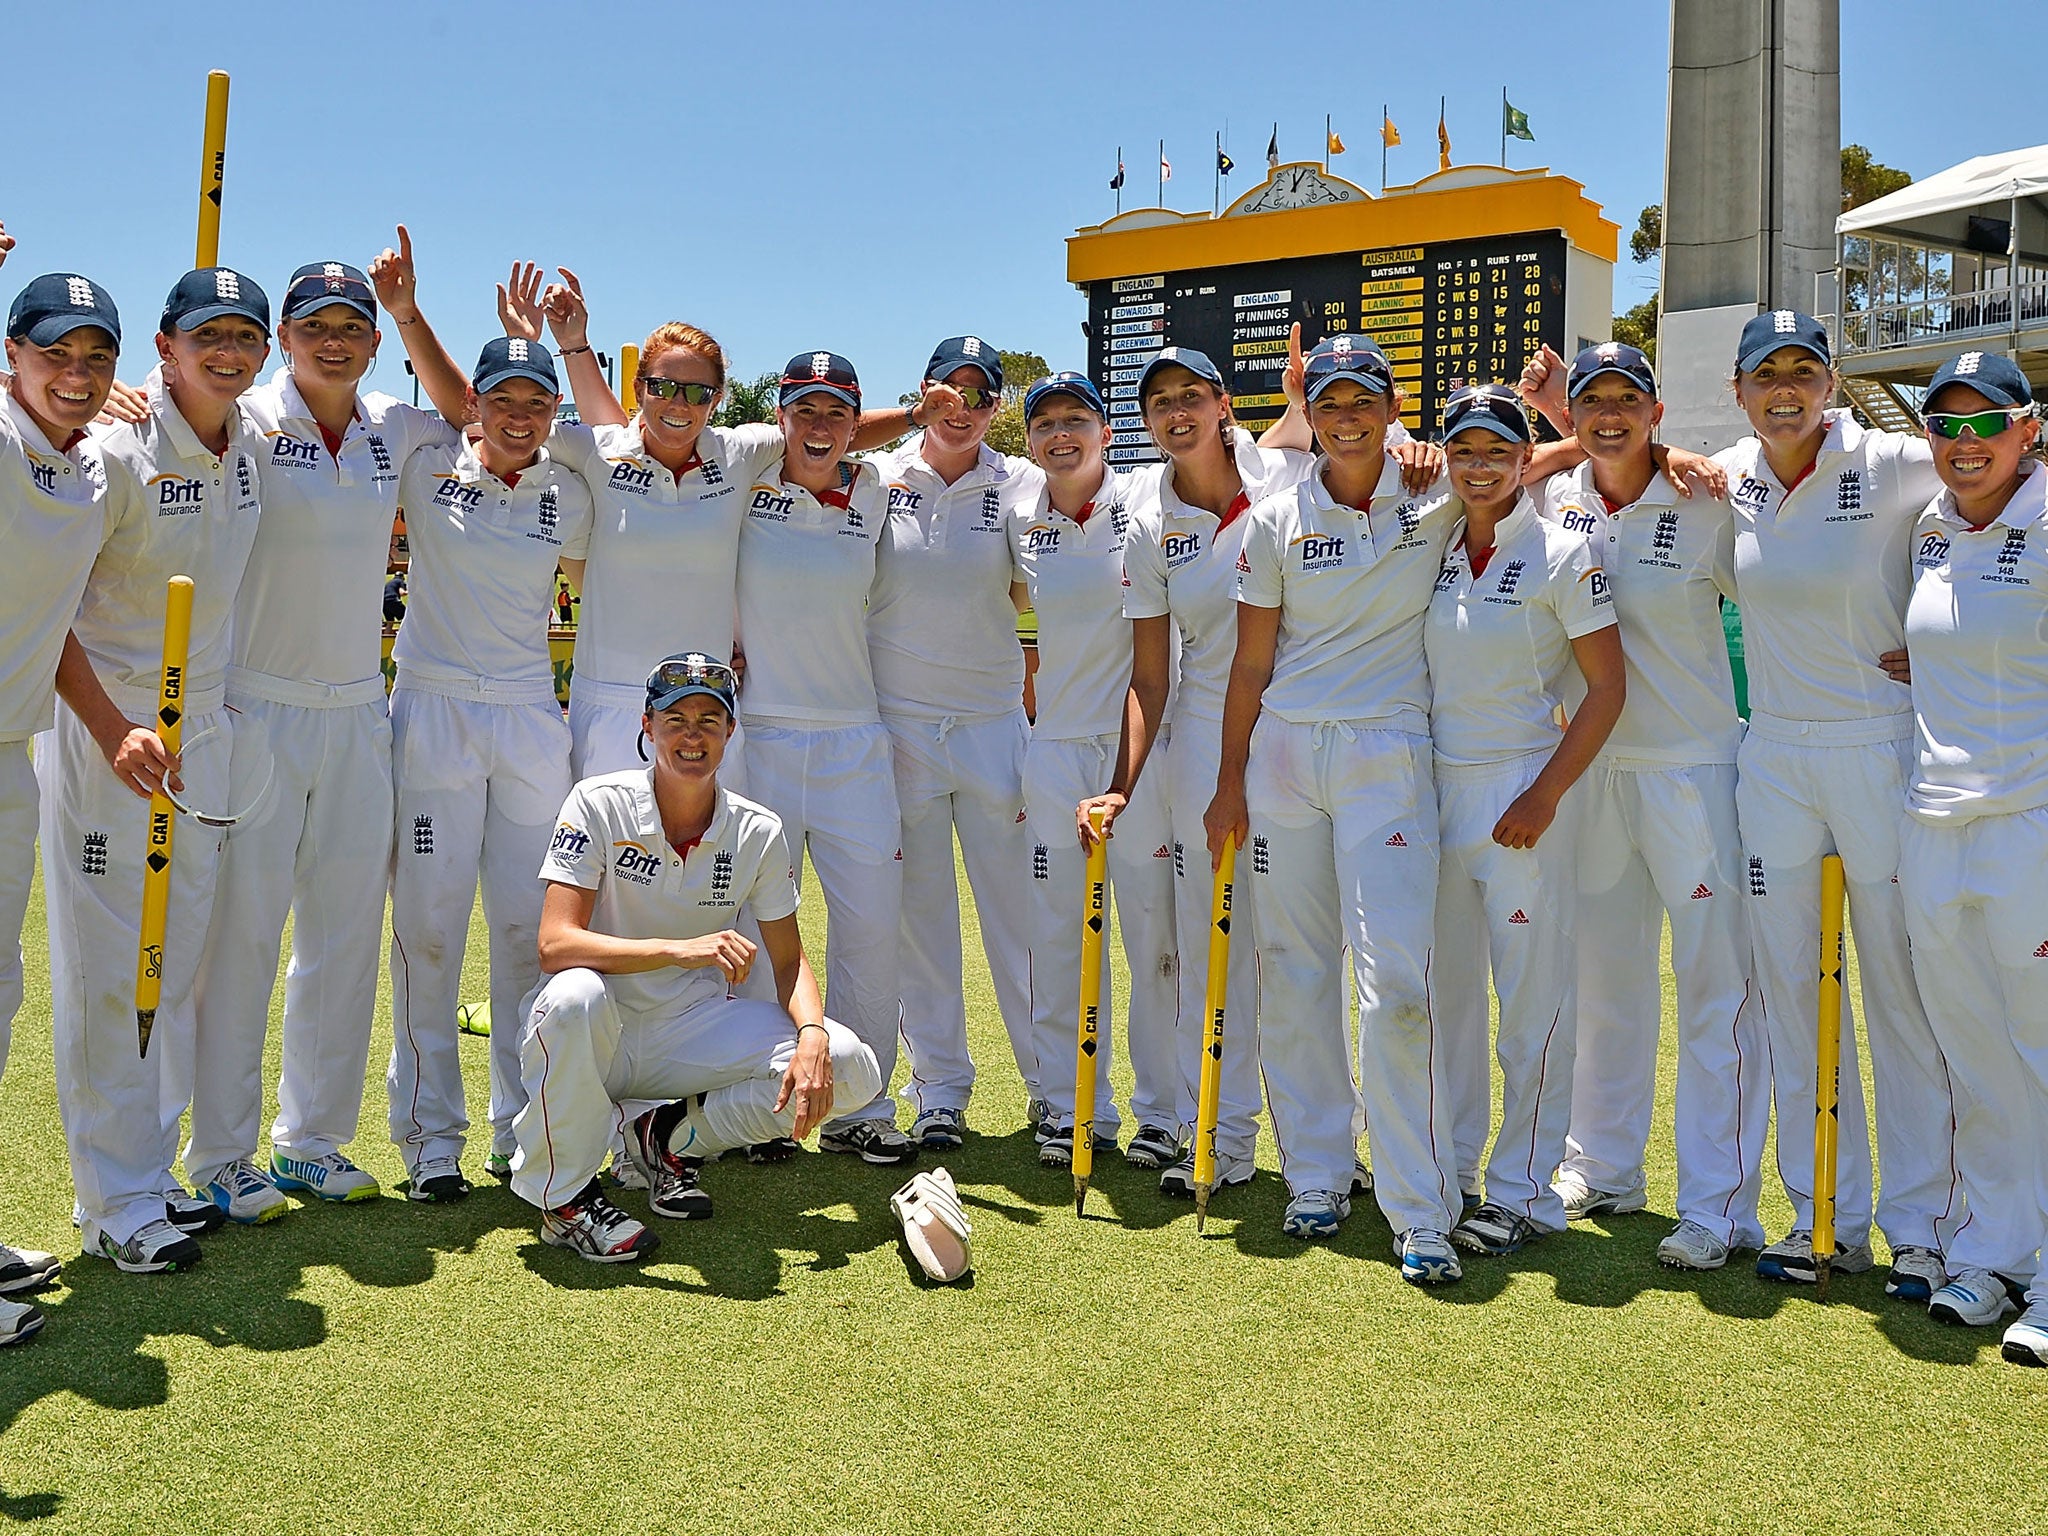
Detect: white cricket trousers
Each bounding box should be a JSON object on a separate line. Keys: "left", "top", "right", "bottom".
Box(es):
{"left": 742, "top": 721, "right": 902, "bottom": 1130}
{"left": 1560, "top": 759, "right": 1770, "bottom": 1247}
{"left": 0, "top": 744, "right": 35, "bottom": 1090}
{"left": 1898, "top": 810, "right": 2048, "bottom": 1283}
{"left": 886, "top": 708, "right": 1038, "bottom": 1115}
{"left": 511, "top": 968, "right": 882, "bottom": 1210}
{"left": 1736, "top": 723, "right": 1961, "bottom": 1251}
{"left": 188, "top": 683, "right": 392, "bottom": 1184}
{"left": 387, "top": 684, "right": 570, "bottom": 1173}
{"left": 1167, "top": 717, "right": 1262, "bottom": 1162}
{"left": 1022, "top": 731, "right": 1179, "bottom": 1136}
{"left": 1434, "top": 751, "right": 1583, "bottom": 1234}
{"left": 39, "top": 693, "right": 230, "bottom": 1249}
{"left": 1249, "top": 718, "right": 1453, "bottom": 1228}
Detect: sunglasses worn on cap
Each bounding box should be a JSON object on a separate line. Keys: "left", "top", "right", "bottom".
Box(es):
{"left": 1926, "top": 407, "right": 2033, "bottom": 440}
{"left": 649, "top": 656, "right": 738, "bottom": 697}
{"left": 641, "top": 378, "right": 717, "bottom": 406}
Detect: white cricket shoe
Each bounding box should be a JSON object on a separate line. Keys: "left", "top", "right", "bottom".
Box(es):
{"left": 1396, "top": 1229, "right": 1462, "bottom": 1286}
{"left": 2002, "top": 1300, "right": 2048, "bottom": 1367}
{"left": 1756, "top": 1229, "right": 1873, "bottom": 1284}
{"left": 1883, "top": 1245, "right": 1945, "bottom": 1302}
{"left": 1551, "top": 1167, "right": 1647, "bottom": 1221}
{"left": 1928, "top": 1268, "right": 2023, "bottom": 1328}
{"left": 542, "top": 1181, "right": 659, "bottom": 1263}
{"left": 1, "top": 1296, "right": 45, "bottom": 1346}
{"left": 202, "top": 1160, "right": 290, "bottom": 1225}
{"left": 0, "top": 1241, "right": 60, "bottom": 1295}
{"left": 1656, "top": 1220, "right": 1731, "bottom": 1271}
{"left": 90, "top": 1220, "right": 201, "bottom": 1274}
{"left": 1281, "top": 1189, "right": 1350, "bottom": 1241}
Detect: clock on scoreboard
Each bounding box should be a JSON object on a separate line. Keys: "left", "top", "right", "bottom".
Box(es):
{"left": 1086, "top": 231, "right": 1568, "bottom": 463}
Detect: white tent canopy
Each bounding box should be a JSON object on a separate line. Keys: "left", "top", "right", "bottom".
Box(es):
{"left": 1838, "top": 144, "right": 2048, "bottom": 245}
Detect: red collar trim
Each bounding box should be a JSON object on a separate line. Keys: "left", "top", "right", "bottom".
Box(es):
{"left": 1215, "top": 488, "right": 1252, "bottom": 532}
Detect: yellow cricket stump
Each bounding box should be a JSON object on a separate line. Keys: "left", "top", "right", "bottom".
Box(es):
{"left": 620, "top": 343, "right": 640, "bottom": 414}
{"left": 1814, "top": 853, "right": 1846, "bottom": 1298}
{"left": 135, "top": 576, "right": 194, "bottom": 1057}
{"left": 1193, "top": 835, "right": 1237, "bottom": 1233}
{"left": 195, "top": 71, "right": 229, "bottom": 268}
{"left": 1072, "top": 808, "right": 1108, "bottom": 1216}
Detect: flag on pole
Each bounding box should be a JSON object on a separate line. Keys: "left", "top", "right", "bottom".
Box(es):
{"left": 1327, "top": 127, "right": 1346, "bottom": 155}
{"left": 1266, "top": 125, "right": 1279, "bottom": 171}
{"left": 1503, "top": 98, "right": 1535, "bottom": 141}
{"left": 1216, "top": 147, "right": 1233, "bottom": 175}
{"left": 1382, "top": 113, "right": 1400, "bottom": 147}
{"left": 1437, "top": 100, "right": 1451, "bottom": 171}
{"left": 1109, "top": 157, "right": 1125, "bottom": 191}
{"left": 1161, "top": 153, "right": 1172, "bottom": 181}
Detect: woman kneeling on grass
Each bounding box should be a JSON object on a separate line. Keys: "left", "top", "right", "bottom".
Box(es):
{"left": 514, "top": 654, "right": 882, "bottom": 1262}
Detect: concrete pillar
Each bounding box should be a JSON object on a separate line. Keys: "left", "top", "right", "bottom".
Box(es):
{"left": 1659, "top": 0, "right": 1840, "bottom": 452}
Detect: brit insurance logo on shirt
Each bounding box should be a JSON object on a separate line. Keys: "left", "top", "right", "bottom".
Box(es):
{"left": 1916, "top": 529, "right": 1951, "bottom": 570}
{"left": 1732, "top": 475, "right": 1772, "bottom": 516}
{"left": 612, "top": 840, "right": 661, "bottom": 885}
{"left": 25, "top": 452, "right": 61, "bottom": 496}
{"left": 431, "top": 474, "right": 485, "bottom": 512}
{"left": 746, "top": 482, "right": 792, "bottom": 522}
{"left": 607, "top": 458, "right": 656, "bottom": 496}
{"left": 265, "top": 430, "right": 322, "bottom": 472}
{"left": 887, "top": 483, "right": 922, "bottom": 515}
{"left": 147, "top": 472, "right": 207, "bottom": 516}
{"left": 1021, "top": 521, "right": 1063, "bottom": 556}
{"left": 1161, "top": 530, "right": 1202, "bottom": 570}
{"left": 1556, "top": 501, "right": 1600, "bottom": 538}
{"left": 548, "top": 821, "right": 591, "bottom": 867}
{"left": 1289, "top": 530, "right": 1345, "bottom": 572}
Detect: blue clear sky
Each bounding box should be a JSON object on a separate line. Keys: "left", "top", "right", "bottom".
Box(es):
{"left": 1, "top": 1, "right": 2034, "bottom": 397}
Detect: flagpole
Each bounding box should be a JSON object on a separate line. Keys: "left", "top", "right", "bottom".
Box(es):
{"left": 1115, "top": 143, "right": 1122, "bottom": 214}
{"left": 1324, "top": 113, "right": 1330, "bottom": 174}
{"left": 1214, "top": 130, "right": 1220, "bottom": 216}
{"left": 1381, "top": 102, "right": 1388, "bottom": 191}
{"left": 1158, "top": 137, "right": 1164, "bottom": 207}
{"left": 1501, "top": 86, "right": 1507, "bottom": 167}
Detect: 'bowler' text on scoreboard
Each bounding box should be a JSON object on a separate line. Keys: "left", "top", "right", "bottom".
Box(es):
{"left": 1087, "top": 233, "right": 1566, "bottom": 460}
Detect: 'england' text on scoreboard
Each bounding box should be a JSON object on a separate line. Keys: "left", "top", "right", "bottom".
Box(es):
{"left": 1086, "top": 233, "right": 1567, "bottom": 461}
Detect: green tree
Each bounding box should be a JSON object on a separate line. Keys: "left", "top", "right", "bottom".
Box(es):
{"left": 1629, "top": 204, "right": 1662, "bottom": 264}
{"left": 1841, "top": 144, "right": 1912, "bottom": 212}
{"left": 715, "top": 372, "right": 779, "bottom": 427}
{"left": 1612, "top": 295, "right": 1659, "bottom": 360}
{"left": 981, "top": 351, "right": 1052, "bottom": 458}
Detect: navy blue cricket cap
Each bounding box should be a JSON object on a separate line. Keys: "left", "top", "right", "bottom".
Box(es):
{"left": 780, "top": 350, "right": 861, "bottom": 409}
{"left": 473, "top": 336, "right": 558, "bottom": 393}
{"left": 1304, "top": 335, "right": 1393, "bottom": 400}
{"left": 1736, "top": 309, "right": 1831, "bottom": 373}
{"left": 1139, "top": 346, "right": 1225, "bottom": 394}
{"left": 7, "top": 273, "right": 121, "bottom": 348}
{"left": 925, "top": 335, "right": 1003, "bottom": 391}
{"left": 283, "top": 261, "right": 376, "bottom": 323}
{"left": 1023, "top": 371, "right": 1106, "bottom": 419}
{"left": 1567, "top": 340, "right": 1657, "bottom": 398}
{"left": 645, "top": 652, "right": 737, "bottom": 717}
{"left": 161, "top": 267, "right": 270, "bottom": 334}
{"left": 1441, "top": 383, "right": 1533, "bottom": 444}
{"left": 1926, "top": 350, "right": 2033, "bottom": 410}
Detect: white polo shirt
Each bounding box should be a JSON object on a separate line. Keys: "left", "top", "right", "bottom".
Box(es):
{"left": 538, "top": 769, "right": 801, "bottom": 1018}
{"left": 551, "top": 421, "right": 778, "bottom": 691}
{"left": 392, "top": 440, "right": 593, "bottom": 702}
{"left": 234, "top": 371, "right": 458, "bottom": 695}
{"left": 867, "top": 435, "right": 1034, "bottom": 723}
{"left": 1425, "top": 493, "right": 1616, "bottom": 766}
{"left": 0, "top": 394, "right": 113, "bottom": 740}
{"left": 1009, "top": 465, "right": 1139, "bottom": 742}
{"left": 1717, "top": 410, "right": 1937, "bottom": 729}
{"left": 1121, "top": 437, "right": 1313, "bottom": 724}
{"left": 1541, "top": 462, "right": 1741, "bottom": 766}
{"left": 84, "top": 369, "right": 264, "bottom": 711}
{"left": 734, "top": 447, "right": 888, "bottom": 729}
{"left": 1236, "top": 453, "right": 1452, "bottom": 732}
{"left": 1905, "top": 464, "right": 2048, "bottom": 823}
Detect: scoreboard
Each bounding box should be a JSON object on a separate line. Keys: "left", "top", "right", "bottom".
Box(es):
{"left": 1085, "top": 231, "right": 1569, "bottom": 463}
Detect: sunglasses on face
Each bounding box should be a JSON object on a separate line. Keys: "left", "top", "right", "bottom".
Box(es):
{"left": 640, "top": 378, "right": 718, "bottom": 405}
{"left": 931, "top": 385, "right": 998, "bottom": 412}
{"left": 1926, "top": 407, "right": 2033, "bottom": 440}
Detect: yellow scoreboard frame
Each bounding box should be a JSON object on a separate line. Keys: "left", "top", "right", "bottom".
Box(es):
{"left": 1068, "top": 163, "right": 1618, "bottom": 460}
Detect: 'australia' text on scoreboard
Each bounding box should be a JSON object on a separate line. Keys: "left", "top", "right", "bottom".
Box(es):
{"left": 1086, "top": 231, "right": 1567, "bottom": 462}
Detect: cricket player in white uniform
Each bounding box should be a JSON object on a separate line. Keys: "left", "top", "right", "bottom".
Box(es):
{"left": 42, "top": 267, "right": 270, "bottom": 1272}
{"left": 1207, "top": 337, "right": 1465, "bottom": 1267}
{"left": 1716, "top": 311, "right": 1960, "bottom": 1293}
{"left": 1526, "top": 344, "right": 1770, "bottom": 1271}
{"left": 731, "top": 351, "right": 912, "bottom": 1165}
{"left": 515, "top": 655, "right": 882, "bottom": 1261}
{"left": 1424, "top": 385, "right": 1623, "bottom": 1260}
{"left": 1012, "top": 371, "right": 1179, "bottom": 1169}
{"left": 1096, "top": 348, "right": 1315, "bottom": 1186}
{"left": 865, "top": 338, "right": 1036, "bottom": 1152}
{"left": 187, "top": 261, "right": 458, "bottom": 1222}
{"left": 385, "top": 337, "right": 593, "bottom": 1201}
{"left": 0, "top": 258, "right": 123, "bottom": 1339}
{"left": 1888, "top": 352, "right": 2048, "bottom": 1356}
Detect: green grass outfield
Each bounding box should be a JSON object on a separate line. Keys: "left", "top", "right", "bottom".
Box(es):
{"left": 0, "top": 854, "right": 2040, "bottom": 1535}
